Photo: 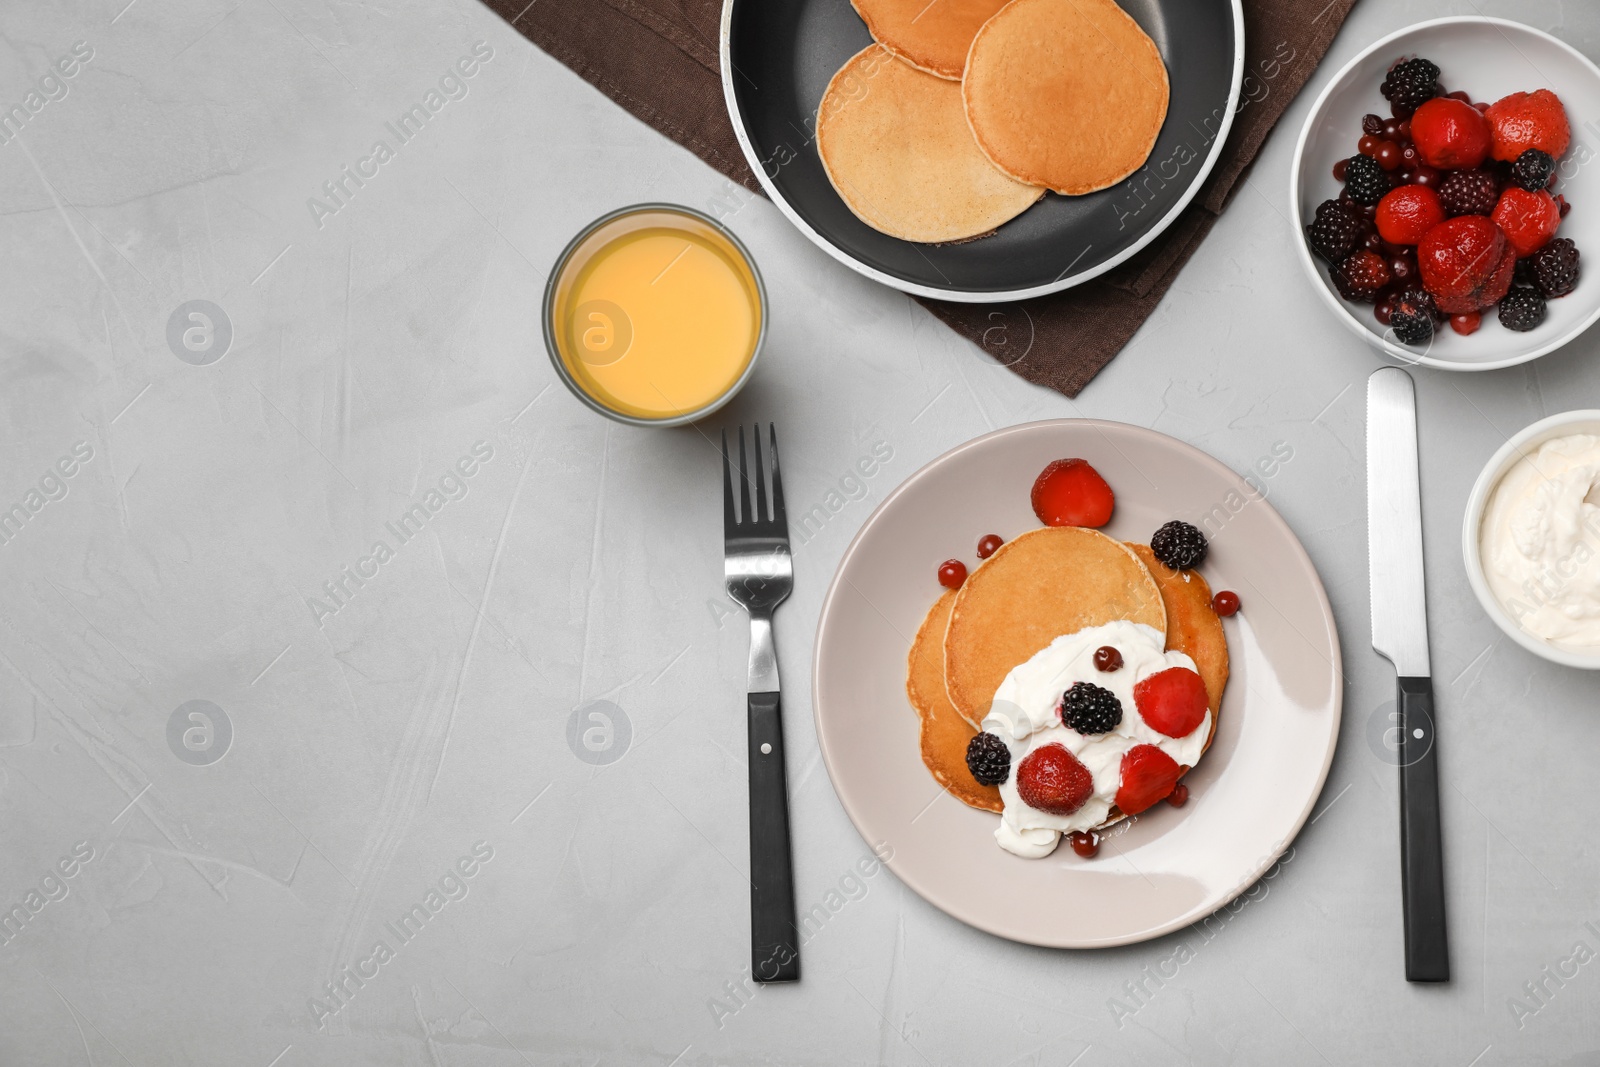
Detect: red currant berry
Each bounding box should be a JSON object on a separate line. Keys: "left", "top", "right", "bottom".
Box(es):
{"left": 1409, "top": 165, "right": 1441, "bottom": 188}
{"left": 1358, "top": 134, "right": 1379, "bottom": 156}
{"left": 1374, "top": 300, "right": 1394, "bottom": 326}
{"left": 975, "top": 533, "right": 1003, "bottom": 559}
{"left": 1093, "top": 645, "right": 1124, "bottom": 672}
{"left": 1397, "top": 119, "right": 1412, "bottom": 141}
{"left": 1375, "top": 141, "right": 1402, "bottom": 171}
{"left": 1447, "top": 90, "right": 1471, "bottom": 103}
{"left": 937, "top": 560, "right": 967, "bottom": 589}
{"left": 1212, "top": 590, "right": 1240, "bottom": 616}
{"left": 1067, "top": 830, "right": 1100, "bottom": 858}
{"left": 1449, "top": 311, "right": 1481, "bottom": 336}
{"left": 1167, "top": 782, "right": 1190, "bottom": 808}
{"left": 1332, "top": 157, "right": 1349, "bottom": 182}
{"left": 1400, "top": 144, "right": 1420, "bottom": 166}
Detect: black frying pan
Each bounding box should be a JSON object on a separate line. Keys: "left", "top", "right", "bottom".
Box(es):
{"left": 719, "top": 0, "right": 1243, "bottom": 301}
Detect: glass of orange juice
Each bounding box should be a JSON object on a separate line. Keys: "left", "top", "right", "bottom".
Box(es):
{"left": 543, "top": 204, "right": 766, "bottom": 426}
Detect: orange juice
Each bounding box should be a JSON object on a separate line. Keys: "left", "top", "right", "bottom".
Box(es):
{"left": 545, "top": 206, "right": 765, "bottom": 423}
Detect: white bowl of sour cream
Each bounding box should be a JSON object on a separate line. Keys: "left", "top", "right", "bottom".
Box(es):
{"left": 1464, "top": 410, "right": 1600, "bottom": 667}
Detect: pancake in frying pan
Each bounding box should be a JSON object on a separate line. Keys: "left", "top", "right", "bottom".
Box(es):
{"left": 849, "top": 0, "right": 1012, "bottom": 80}
{"left": 963, "top": 0, "right": 1169, "bottom": 195}
{"left": 817, "top": 46, "right": 1043, "bottom": 243}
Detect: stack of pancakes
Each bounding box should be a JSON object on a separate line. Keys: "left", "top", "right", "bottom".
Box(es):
{"left": 817, "top": 0, "right": 1170, "bottom": 243}
{"left": 906, "top": 526, "right": 1228, "bottom": 817}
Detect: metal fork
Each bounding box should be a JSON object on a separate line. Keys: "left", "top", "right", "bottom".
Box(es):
{"left": 721, "top": 424, "right": 799, "bottom": 984}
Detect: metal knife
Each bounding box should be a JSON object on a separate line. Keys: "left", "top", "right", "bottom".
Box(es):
{"left": 1366, "top": 367, "right": 1449, "bottom": 983}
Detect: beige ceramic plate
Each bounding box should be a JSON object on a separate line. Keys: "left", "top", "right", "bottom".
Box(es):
{"left": 812, "top": 420, "right": 1342, "bottom": 947}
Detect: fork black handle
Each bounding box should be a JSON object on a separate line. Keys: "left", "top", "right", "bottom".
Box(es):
{"left": 1398, "top": 675, "right": 1448, "bottom": 982}
{"left": 747, "top": 690, "right": 799, "bottom": 982}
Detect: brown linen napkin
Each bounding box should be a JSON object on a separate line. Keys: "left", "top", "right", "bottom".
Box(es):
{"left": 488, "top": 0, "right": 1359, "bottom": 396}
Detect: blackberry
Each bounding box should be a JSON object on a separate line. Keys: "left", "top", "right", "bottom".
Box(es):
{"left": 1380, "top": 57, "right": 1441, "bottom": 117}
{"left": 1061, "top": 681, "right": 1122, "bottom": 735}
{"left": 1389, "top": 288, "right": 1436, "bottom": 345}
{"left": 1399, "top": 284, "right": 1445, "bottom": 323}
{"left": 1332, "top": 250, "right": 1391, "bottom": 302}
{"left": 1150, "top": 520, "right": 1208, "bottom": 570}
{"left": 966, "top": 732, "right": 1010, "bottom": 786}
{"left": 1305, "top": 198, "right": 1365, "bottom": 263}
{"left": 1343, "top": 154, "right": 1390, "bottom": 206}
{"left": 1512, "top": 149, "right": 1556, "bottom": 192}
{"left": 1531, "top": 237, "right": 1580, "bottom": 298}
{"left": 1498, "top": 287, "right": 1547, "bottom": 332}
{"left": 1438, "top": 169, "right": 1499, "bottom": 216}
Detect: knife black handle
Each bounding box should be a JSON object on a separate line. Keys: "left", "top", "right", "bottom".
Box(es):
{"left": 747, "top": 690, "right": 799, "bottom": 982}
{"left": 1398, "top": 676, "right": 1448, "bottom": 982}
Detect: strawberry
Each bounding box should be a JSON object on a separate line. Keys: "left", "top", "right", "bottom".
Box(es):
{"left": 1116, "top": 745, "right": 1182, "bottom": 815}
{"left": 1409, "top": 97, "right": 1491, "bottom": 170}
{"left": 1031, "top": 459, "right": 1114, "bottom": 528}
{"left": 1015, "top": 744, "right": 1093, "bottom": 816}
{"left": 1491, "top": 187, "right": 1561, "bottom": 257}
{"left": 1376, "top": 186, "right": 1446, "bottom": 246}
{"left": 1486, "top": 89, "right": 1570, "bottom": 162}
{"left": 1417, "top": 216, "right": 1515, "bottom": 313}
{"left": 1133, "top": 666, "right": 1208, "bottom": 739}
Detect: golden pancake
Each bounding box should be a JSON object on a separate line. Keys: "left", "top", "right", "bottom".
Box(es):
{"left": 963, "top": 0, "right": 1170, "bottom": 195}
{"left": 816, "top": 46, "right": 1044, "bottom": 243}
{"left": 849, "top": 0, "right": 1013, "bottom": 80}
{"left": 908, "top": 590, "right": 1002, "bottom": 813}
{"left": 944, "top": 526, "right": 1165, "bottom": 727}
{"left": 1128, "top": 543, "right": 1229, "bottom": 753}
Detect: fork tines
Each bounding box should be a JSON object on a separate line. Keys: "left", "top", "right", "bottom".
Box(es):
{"left": 722, "top": 424, "right": 787, "bottom": 540}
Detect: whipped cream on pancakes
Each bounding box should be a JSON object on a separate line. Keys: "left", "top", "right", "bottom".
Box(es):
{"left": 981, "top": 620, "right": 1210, "bottom": 859}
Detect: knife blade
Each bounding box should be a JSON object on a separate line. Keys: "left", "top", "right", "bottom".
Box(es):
{"left": 1366, "top": 366, "right": 1449, "bottom": 983}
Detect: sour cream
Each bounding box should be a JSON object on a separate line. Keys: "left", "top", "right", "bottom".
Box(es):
{"left": 981, "top": 621, "right": 1211, "bottom": 859}
{"left": 1482, "top": 433, "right": 1600, "bottom": 647}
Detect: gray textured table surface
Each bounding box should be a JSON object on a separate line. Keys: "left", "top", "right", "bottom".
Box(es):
{"left": 4, "top": 0, "right": 1600, "bottom": 1063}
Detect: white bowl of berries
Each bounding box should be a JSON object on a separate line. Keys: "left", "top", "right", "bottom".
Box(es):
{"left": 1291, "top": 17, "right": 1600, "bottom": 370}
